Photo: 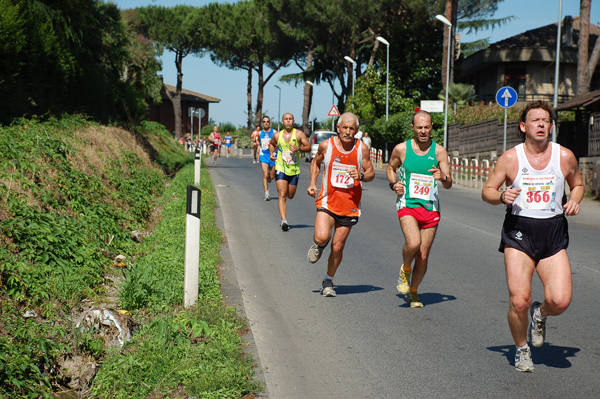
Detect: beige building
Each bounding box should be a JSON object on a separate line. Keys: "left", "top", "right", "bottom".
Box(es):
{"left": 461, "top": 16, "right": 600, "bottom": 104}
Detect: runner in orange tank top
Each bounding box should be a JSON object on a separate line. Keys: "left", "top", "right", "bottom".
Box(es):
{"left": 306, "top": 112, "right": 374, "bottom": 297}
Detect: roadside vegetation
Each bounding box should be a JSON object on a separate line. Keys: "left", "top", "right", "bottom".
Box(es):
{"left": 0, "top": 115, "right": 261, "bottom": 398}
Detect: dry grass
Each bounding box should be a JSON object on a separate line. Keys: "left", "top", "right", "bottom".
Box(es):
{"left": 70, "top": 126, "right": 157, "bottom": 177}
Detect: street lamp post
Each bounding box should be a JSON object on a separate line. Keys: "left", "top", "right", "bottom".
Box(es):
{"left": 274, "top": 84, "right": 282, "bottom": 131}
{"left": 435, "top": 14, "right": 452, "bottom": 149}
{"left": 325, "top": 70, "right": 336, "bottom": 130}
{"left": 376, "top": 36, "right": 390, "bottom": 121}
{"left": 307, "top": 81, "right": 314, "bottom": 133}
{"left": 344, "top": 56, "right": 356, "bottom": 107}
{"left": 552, "top": 0, "right": 563, "bottom": 143}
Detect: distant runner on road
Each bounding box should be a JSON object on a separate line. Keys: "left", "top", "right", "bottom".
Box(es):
{"left": 251, "top": 124, "right": 260, "bottom": 164}
{"left": 225, "top": 131, "right": 232, "bottom": 158}
{"left": 259, "top": 117, "right": 276, "bottom": 201}
{"left": 208, "top": 125, "right": 221, "bottom": 166}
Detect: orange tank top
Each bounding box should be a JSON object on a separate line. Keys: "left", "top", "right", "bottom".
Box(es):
{"left": 316, "top": 137, "right": 363, "bottom": 217}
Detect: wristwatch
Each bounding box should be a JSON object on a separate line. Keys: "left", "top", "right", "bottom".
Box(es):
{"left": 389, "top": 182, "right": 396, "bottom": 191}
{"left": 441, "top": 175, "right": 448, "bottom": 182}
{"left": 359, "top": 173, "right": 365, "bottom": 181}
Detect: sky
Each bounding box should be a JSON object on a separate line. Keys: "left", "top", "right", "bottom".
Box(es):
{"left": 111, "top": 0, "right": 597, "bottom": 128}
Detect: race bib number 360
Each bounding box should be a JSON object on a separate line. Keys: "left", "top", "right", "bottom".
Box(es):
{"left": 520, "top": 175, "right": 556, "bottom": 210}
{"left": 409, "top": 173, "right": 436, "bottom": 201}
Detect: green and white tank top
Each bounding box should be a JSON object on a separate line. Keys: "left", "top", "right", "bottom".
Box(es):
{"left": 396, "top": 139, "right": 440, "bottom": 211}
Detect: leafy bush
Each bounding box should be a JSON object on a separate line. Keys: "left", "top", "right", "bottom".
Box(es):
{"left": 236, "top": 134, "right": 253, "bottom": 149}
{"left": 453, "top": 102, "right": 523, "bottom": 126}
{"left": 369, "top": 106, "right": 446, "bottom": 148}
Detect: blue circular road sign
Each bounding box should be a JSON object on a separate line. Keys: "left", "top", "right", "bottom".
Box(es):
{"left": 496, "top": 86, "right": 518, "bottom": 109}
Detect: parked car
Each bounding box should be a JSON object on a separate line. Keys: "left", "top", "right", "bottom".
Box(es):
{"left": 305, "top": 130, "right": 338, "bottom": 161}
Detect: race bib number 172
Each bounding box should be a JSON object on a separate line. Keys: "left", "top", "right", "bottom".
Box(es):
{"left": 331, "top": 161, "right": 355, "bottom": 188}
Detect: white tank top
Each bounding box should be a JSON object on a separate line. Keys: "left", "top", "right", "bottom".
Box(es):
{"left": 510, "top": 142, "right": 565, "bottom": 219}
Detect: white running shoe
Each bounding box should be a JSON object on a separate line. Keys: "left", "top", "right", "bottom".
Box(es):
{"left": 515, "top": 347, "right": 534, "bottom": 372}
{"left": 307, "top": 244, "right": 324, "bottom": 263}
{"left": 528, "top": 301, "right": 546, "bottom": 348}
{"left": 321, "top": 279, "right": 336, "bottom": 297}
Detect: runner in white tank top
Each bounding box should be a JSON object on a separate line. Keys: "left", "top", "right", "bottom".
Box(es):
{"left": 482, "top": 101, "right": 584, "bottom": 373}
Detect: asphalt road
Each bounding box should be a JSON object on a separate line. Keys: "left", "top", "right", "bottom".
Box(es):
{"left": 209, "top": 155, "right": 600, "bottom": 399}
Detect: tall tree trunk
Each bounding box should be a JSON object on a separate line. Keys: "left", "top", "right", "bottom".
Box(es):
{"left": 255, "top": 61, "right": 264, "bottom": 127}
{"left": 368, "top": 37, "right": 380, "bottom": 68}
{"left": 172, "top": 51, "right": 184, "bottom": 140}
{"left": 577, "top": 0, "right": 600, "bottom": 94}
{"left": 247, "top": 67, "right": 253, "bottom": 130}
{"left": 577, "top": 0, "right": 591, "bottom": 94}
{"left": 302, "top": 48, "right": 314, "bottom": 134}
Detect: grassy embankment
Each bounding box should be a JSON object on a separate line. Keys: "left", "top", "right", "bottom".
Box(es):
{"left": 0, "top": 116, "right": 261, "bottom": 398}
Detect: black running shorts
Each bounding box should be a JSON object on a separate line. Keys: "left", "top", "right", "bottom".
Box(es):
{"left": 499, "top": 212, "right": 569, "bottom": 263}
{"left": 317, "top": 208, "right": 359, "bottom": 227}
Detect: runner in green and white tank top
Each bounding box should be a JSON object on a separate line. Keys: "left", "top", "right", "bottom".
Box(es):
{"left": 397, "top": 139, "right": 440, "bottom": 212}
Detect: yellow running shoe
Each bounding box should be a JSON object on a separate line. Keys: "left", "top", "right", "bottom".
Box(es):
{"left": 396, "top": 265, "right": 410, "bottom": 294}
{"left": 404, "top": 292, "right": 423, "bottom": 308}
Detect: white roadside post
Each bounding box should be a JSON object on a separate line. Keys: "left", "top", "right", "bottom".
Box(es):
{"left": 194, "top": 147, "right": 201, "bottom": 185}
{"left": 184, "top": 185, "right": 201, "bottom": 308}
{"left": 190, "top": 107, "right": 195, "bottom": 152}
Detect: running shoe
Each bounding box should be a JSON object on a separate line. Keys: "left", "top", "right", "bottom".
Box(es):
{"left": 514, "top": 347, "right": 534, "bottom": 372}
{"left": 321, "top": 279, "right": 336, "bottom": 297}
{"left": 281, "top": 219, "right": 289, "bottom": 231}
{"left": 307, "top": 243, "right": 324, "bottom": 263}
{"left": 404, "top": 292, "right": 423, "bottom": 308}
{"left": 528, "top": 301, "right": 546, "bottom": 348}
{"left": 264, "top": 192, "right": 270, "bottom": 201}
{"left": 396, "top": 265, "right": 410, "bottom": 294}
{"left": 268, "top": 177, "right": 272, "bottom": 183}
{"left": 253, "top": 160, "right": 256, "bottom": 164}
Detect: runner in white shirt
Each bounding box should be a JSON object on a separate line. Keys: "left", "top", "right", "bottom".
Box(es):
{"left": 482, "top": 100, "right": 584, "bottom": 372}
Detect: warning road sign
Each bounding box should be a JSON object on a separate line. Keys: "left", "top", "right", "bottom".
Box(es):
{"left": 328, "top": 105, "right": 340, "bottom": 117}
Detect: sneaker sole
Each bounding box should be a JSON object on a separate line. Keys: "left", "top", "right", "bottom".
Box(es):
{"left": 322, "top": 288, "right": 336, "bottom": 297}
{"left": 515, "top": 365, "right": 535, "bottom": 372}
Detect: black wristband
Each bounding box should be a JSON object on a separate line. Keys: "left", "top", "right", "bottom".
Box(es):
{"left": 360, "top": 173, "right": 365, "bottom": 181}
{"left": 500, "top": 191, "right": 506, "bottom": 204}
{"left": 389, "top": 182, "right": 396, "bottom": 191}
{"left": 441, "top": 175, "right": 448, "bottom": 182}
